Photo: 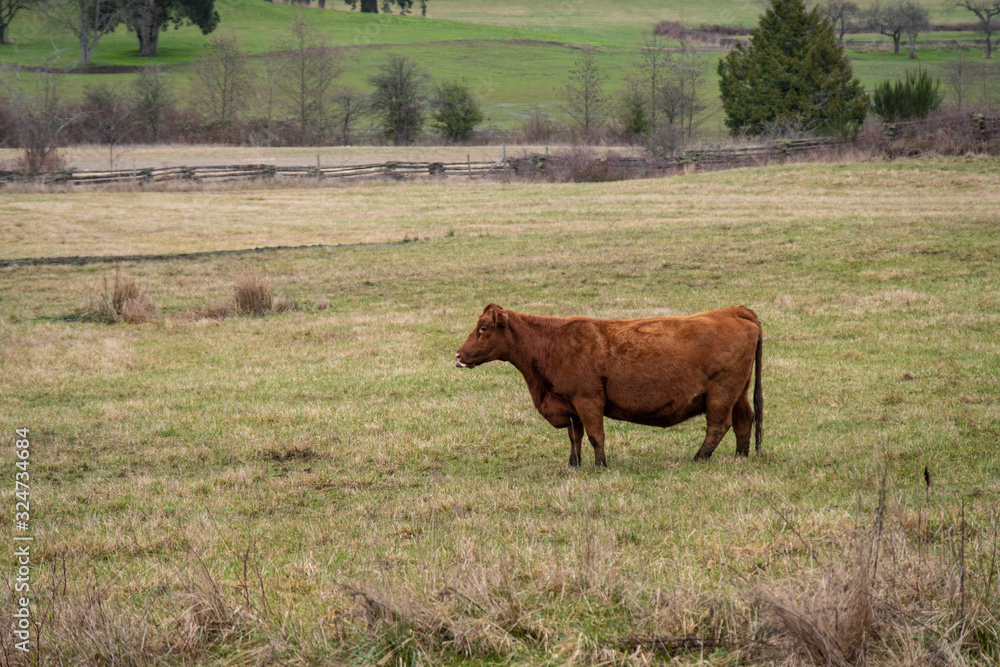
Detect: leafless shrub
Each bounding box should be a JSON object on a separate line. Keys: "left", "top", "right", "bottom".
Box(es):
{"left": 518, "top": 106, "right": 558, "bottom": 144}
{"left": 856, "top": 107, "right": 1000, "bottom": 157}
{"left": 2, "top": 71, "right": 78, "bottom": 174}
{"left": 85, "top": 270, "right": 159, "bottom": 324}
{"left": 511, "top": 148, "right": 646, "bottom": 183}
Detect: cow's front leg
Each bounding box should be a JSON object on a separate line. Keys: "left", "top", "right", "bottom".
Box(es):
{"left": 567, "top": 416, "right": 584, "bottom": 467}
{"left": 573, "top": 399, "right": 607, "bottom": 467}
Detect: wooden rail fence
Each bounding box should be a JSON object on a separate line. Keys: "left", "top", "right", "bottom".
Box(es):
{"left": 0, "top": 140, "right": 841, "bottom": 188}
{"left": 0, "top": 159, "right": 503, "bottom": 187}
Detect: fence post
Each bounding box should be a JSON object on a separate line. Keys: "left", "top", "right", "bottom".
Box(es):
{"left": 467, "top": 154, "right": 471, "bottom": 178}
{"left": 317, "top": 154, "right": 322, "bottom": 183}
{"left": 132, "top": 160, "right": 137, "bottom": 187}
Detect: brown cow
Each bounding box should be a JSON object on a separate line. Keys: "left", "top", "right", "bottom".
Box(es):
{"left": 456, "top": 304, "right": 763, "bottom": 466}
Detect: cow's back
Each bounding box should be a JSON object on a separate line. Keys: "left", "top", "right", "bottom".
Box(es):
{"left": 570, "top": 307, "right": 760, "bottom": 426}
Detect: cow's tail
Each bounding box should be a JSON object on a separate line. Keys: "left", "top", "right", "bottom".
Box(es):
{"left": 753, "top": 317, "right": 763, "bottom": 452}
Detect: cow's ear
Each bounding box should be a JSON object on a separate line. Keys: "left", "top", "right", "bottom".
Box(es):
{"left": 483, "top": 303, "right": 502, "bottom": 323}
{"left": 484, "top": 304, "right": 507, "bottom": 328}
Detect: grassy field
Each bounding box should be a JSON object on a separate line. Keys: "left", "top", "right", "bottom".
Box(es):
{"left": 2, "top": 156, "right": 999, "bottom": 664}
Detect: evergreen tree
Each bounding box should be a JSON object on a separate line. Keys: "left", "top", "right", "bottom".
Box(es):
{"left": 431, "top": 81, "right": 483, "bottom": 142}
{"left": 717, "top": 0, "right": 867, "bottom": 135}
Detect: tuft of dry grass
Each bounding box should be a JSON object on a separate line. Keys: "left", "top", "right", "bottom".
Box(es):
{"left": 84, "top": 270, "right": 159, "bottom": 324}
{"left": 233, "top": 272, "right": 273, "bottom": 317}
{"left": 344, "top": 571, "right": 554, "bottom": 664}
{"left": 758, "top": 553, "right": 877, "bottom": 666}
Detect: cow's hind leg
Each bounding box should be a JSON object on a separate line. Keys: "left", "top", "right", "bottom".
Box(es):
{"left": 567, "top": 416, "right": 584, "bottom": 467}
{"left": 733, "top": 394, "right": 753, "bottom": 457}
{"left": 694, "top": 396, "right": 734, "bottom": 461}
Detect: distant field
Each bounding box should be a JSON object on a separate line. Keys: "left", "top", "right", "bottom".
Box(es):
{"left": 0, "top": 0, "right": 993, "bottom": 132}
{"left": 2, "top": 157, "right": 999, "bottom": 664}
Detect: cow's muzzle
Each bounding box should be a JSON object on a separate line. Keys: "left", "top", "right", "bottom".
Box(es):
{"left": 455, "top": 352, "right": 474, "bottom": 368}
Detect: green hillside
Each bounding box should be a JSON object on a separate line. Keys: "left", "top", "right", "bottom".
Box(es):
{"left": 0, "top": 0, "right": 992, "bottom": 133}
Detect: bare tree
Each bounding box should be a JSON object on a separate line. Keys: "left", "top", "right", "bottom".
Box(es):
{"left": 81, "top": 83, "right": 133, "bottom": 168}
{"left": 2, "top": 71, "right": 78, "bottom": 172}
{"left": 272, "top": 12, "right": 342, "bottom": 144}
{"left": 192, "top": 31, "right": 253, "bottom": 125}
{"left": 819, "top": 0, "right": 860, "bottom": 44}
{"left": 672, "top": 41, "right": 707, "bottom": 138}
{"left": 629, "top": 34, "right": 671, "bottom": 131}
{"left": 333, "top": 86, "right": 366, "bottom": 145}
{"left": 862, "top": 0, "right": 927, "bottom": 55}
{"left": 945, "top": 49, "right": 974, "bottom": 106}
{"left": 953, "top": 0, "right": 1000, "bottom": 58}
{"left": 42, "top": 0, "right": 139, "bottom": 65}
{"left": 973, "top": 59, "right": 999, "bottom": 108}
{"left": 619, "top": 35, "right": 705, "bottom": 144}
{"left": 899, "top": 0, "right": 929, "bottom": 57}
{"left": 254, "top": 51, "right": 282, "bottom": 146}
{"left": 131, "top": 65, "right": 172, "bottom": 142}
{"left": 560, "top": 49, "right": 608, "bottom": 141}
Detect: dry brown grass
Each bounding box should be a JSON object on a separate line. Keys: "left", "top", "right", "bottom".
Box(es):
{"left": 5, "top": 156, "right": 997, "bottom": 260}
{"left": 343, "top": 560, "right": 554, "bottom": 664}
{"left": 752, "top": 474, "right": 1000, "bottom": 667}
{"left": 84, "top": 270, "right": 159, "bottom": 324}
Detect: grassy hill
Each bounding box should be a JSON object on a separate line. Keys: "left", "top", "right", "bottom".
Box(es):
{"left": 0, "top": 0, "right": 993, "bottom": 134}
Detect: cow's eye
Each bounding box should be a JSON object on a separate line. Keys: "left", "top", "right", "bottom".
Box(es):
{"left": 479, "top": 326, "right": 487, "bottom": 333}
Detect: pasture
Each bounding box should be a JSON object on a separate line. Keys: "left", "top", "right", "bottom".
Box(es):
{"left": 2, "top": 156, "right": 999, "bottom": 664}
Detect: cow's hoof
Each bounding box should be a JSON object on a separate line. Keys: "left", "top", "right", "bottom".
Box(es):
{"left": 569, "top": 454, "right": 581, "bottom": 467}
{"left": 693, "top": 451, "right": 711, "bottom": 461}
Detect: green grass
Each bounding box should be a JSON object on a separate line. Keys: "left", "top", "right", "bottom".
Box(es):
{"left": 2, "top": 157, "right": 1000, "bottom": 664}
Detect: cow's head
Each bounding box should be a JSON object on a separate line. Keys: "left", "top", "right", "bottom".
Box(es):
{"left": 456, "top": 304, "right": 511, "bottom": 368}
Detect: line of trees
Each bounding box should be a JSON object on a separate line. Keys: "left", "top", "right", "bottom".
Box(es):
{"left": 559, "top": 36, "right": 708, "bottom": 150}
{"left": 819, "top": 0, "right": 1000, "bottom": 59}
{"left": 0, "top": 15, "right": 491, "bottom": 170}
{"left": 187, "top": 27, "right": 486, "bottom": 147}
